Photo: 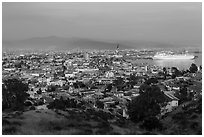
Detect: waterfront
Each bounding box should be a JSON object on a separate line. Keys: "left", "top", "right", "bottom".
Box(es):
{"left": 2, "top": 2, "right": 202, "bottom": 135}
{"left": 132, "top": 53, "right": 202, "bottom": 70}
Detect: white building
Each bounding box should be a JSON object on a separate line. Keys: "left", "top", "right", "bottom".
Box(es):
{"left": 105, "top": 71, "right": 114, "bottom": 78}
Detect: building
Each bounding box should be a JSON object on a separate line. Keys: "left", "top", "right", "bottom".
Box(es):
{"left": 161, "top": 91, "right": 179, "bottom": 115}
{"left": 84, "top": 52, "right": 89, "bottom": 60}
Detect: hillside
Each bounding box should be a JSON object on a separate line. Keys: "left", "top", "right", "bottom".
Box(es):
{"left": 2, "top": 98, "right": 202, "bottom": 135}
{"left": 160, "top": 99, "right": 202, "bottom": 135}
{"left": 2, "top": 109, "right": 146, "bottom": 135}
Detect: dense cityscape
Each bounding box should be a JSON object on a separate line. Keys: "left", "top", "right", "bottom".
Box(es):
{"left": 2, "top": 47, "right": 202, "bottom": 134}
{"left": 2, "top": 2, "right": 202, "bottom": 135}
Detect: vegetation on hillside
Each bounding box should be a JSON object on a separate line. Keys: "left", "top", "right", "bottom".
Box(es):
{"left": 3, "top": 78, "right": 29, "bottom": 111}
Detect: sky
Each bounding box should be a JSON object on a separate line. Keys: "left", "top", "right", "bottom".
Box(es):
{"left": 2, "top": 2, "right": 202, "bottom": 47}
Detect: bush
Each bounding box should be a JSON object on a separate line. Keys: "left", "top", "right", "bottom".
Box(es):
{"left": 189, "top": 63, "right": 198, "bottom": 73}
{"left": 128, "top": 85, "right": 165, "bottom": 123}
{"left": 190, "top": 122, "right": 199, "bottom": 130}
{"left": 3, "top": 78, "right": 29, "bottom": 111}
{"left": 140, "top": 116, "right": 163, "bottom": 131}
{"left": 190, "top": 114, "right": 198, "bottom": 119}
{"left": 2, "top": 126, "right": 17, "bottom": 135}
{"left": 29, "top": 106, "right": 36, "bottom": 110}
{"left": 47, "top": 97, "right": 83, "bottom": 110}
{"left": 172, "top": 112, "right": 185, "bottom": 120}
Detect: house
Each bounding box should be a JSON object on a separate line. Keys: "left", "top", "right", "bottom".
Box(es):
{"left": 65, "top": 73, "right": 75, "bottom": 78}
{"left": 114, "top": 91, "right": 124, "bottom": 97}
{"left": 80, "top": 89, "right": 96, "bottom": 97}
{"left": 122, "top": 107, "right": 129, "bottom": 118}
{"left": 161, "top": 91, "right": 179, "bottom": 115}
{"left": 104, "top": 101, "right": 116, "bottom": 109}
{"left": 105, "top": 71, "right": 114, "bottom": 78}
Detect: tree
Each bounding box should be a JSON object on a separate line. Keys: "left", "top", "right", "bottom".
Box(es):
{"left": 140, "top": 116, "right": 163, "bottom": 131}
{"left": 163, "top": 67, "right": 167, "bottom": 79}
{"left": 47, "top": 97, "right": 82, "bottom": 110}
{"left": 96, "top": 100, "right": 104, "bottom": 109}
{"left": 179, "top": 86, "right": 188, "bottom": 103}
{"left": 163, "top": 67, "right": 167, "bottom": 73}
{"left": 62, "top": 84, "right": 69, "bottom": 90}
{"left": 144, "top": 78, "right": 158, "bottom": 85}
{"left": 85, "top": 80, "right": 95, "bottom": 89}
{"left": 37, "top": 88, "right": 42, "bottom": 94}
{"left": 128, "top": 74, "right": 139, "bottom": 87}
{"left": 47, "top": 84, "right": 58, "bottom": 92}
{"left": 3, "top": 78, "right": 29, "bottom": 111}
{"left": 113, "top": 77, "right": 125, "bottom": 91}
{"left": 73, "top": 81, "right": 86, "bottom": 89}
{"left": 14, "top": 61, "right": 23, "bottom": 68}
{"left": 128, "top": 85, "right": 165, "bottom": 123}
{"left": 171, "top": 67, "right": 182, "bottom": 78}
{"left": 189, "top": 63, "right": 198, "bottom": 73}
{"left": 104, "top": 84, "right": 112, "bottom": 93}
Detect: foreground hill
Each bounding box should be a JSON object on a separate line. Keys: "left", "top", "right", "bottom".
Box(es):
{"left": 160, "top": 99, "right": 202, "bottom": 135}
{"left": 2, "top": 99, "right": 202, "bottom": 135}
{"left": 2, "top": 109, "right": 146, "bottom": 135}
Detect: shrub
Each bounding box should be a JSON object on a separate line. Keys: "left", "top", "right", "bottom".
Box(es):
{"left": 47, "top": 97, "right": 83, "bottom": 110}
{"left": 140, "top": 116, "right": 163, "bottom": 131}
{"left": 190, "top": 122, "right": 199, "bottom": 130}
{"left": 3, "top": 78, "right": 29, "bottom": 111}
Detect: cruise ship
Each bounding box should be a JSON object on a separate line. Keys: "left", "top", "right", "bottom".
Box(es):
{"left": 153, "top": 52, "right": 195, "bottom": 60}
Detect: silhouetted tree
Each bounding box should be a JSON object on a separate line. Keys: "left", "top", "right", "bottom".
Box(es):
{"left": 144, "top": 78, "right": 158, "bottom": 85}
{"left": 113, "top": 77, "right": 125, "bottom": 91}
{"left": 14, "top": 61, "right": 23, "bottom": 68}
{"left": 62, "top": 84, "right": 69, "bottom": 90}
{"left": 96, "top": 100, "right": 104, "bottom": 109}
{"left": 127, "top": 74, "right": 139, "bottom": 88}
{"left": 73, "top": 81, "right": 86, "bottom": 89}
{"left": 3, "top": 78, "right": 29, "bottom": 111}
{"left": 189, "top": 63, "right": 198, "bottom": 73}
{"left": 47, "top": 84, "right": 58, "bottom": 92}
{"left": 163, "top": 67, "right": 167, "bottom": 73}
{"left": 140, "top": 116, "right": 163, "bottom": 131}
{"left": 37, "top": 88, "right": 42, "bottom": 94}
{"left": 128, "top": 85, "right": 165, "bottom": 123}
{"left": 47, "top": 97, "right": 81, "bottom": 110}
{"left": 179, "top": 86, "right": 188, "bottom": 103}
{"left": 163, "top": 67, "right": 167, "bottom": 79}
{"left": 171, "top": 67, "right": 182, "bottom": 78}
{"left": 104, "top": 84, "right": 112, "bottom": 92}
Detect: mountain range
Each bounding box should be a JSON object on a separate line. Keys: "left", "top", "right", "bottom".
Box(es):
{"left": 2, "top": 36, "right": 200, "bottom": 51}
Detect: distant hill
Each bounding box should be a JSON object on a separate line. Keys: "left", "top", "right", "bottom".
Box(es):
{"left": 3, "top": 36, "right": 200, "bottom": 51}
{"left": 2, "top": 36, "right": 131, "bottom": 51}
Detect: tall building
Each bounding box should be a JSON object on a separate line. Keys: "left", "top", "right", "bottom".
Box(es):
{"left": 116, "top": 44, "right": 119, "bottom": 54}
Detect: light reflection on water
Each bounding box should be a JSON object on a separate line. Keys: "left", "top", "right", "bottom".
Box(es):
{"left": 132, "top": 53, "right": 202, "bottom": 70}
{"left": 153, "top": 59, "right": 195, "bottom": 70}
{"left": 153, "top": 53, "right": 202, "bottom": 70}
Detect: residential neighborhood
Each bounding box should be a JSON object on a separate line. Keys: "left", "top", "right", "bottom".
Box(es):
{"left": 3, "top": 49, "right": 202, "bottom": 120}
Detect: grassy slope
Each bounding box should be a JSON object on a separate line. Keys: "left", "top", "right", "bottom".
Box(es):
{"left": 2, "top": 109, "right": 146, "bottom": 135}
{"left": 160, "top": 100, "right": 202, "bottom": 135}
{"left": 3, "top": 99, "right": 202, "bottom": 135}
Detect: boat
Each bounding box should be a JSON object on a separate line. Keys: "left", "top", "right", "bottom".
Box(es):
{"left": 153, "top": 52, "right": 195, "bottom": 60}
